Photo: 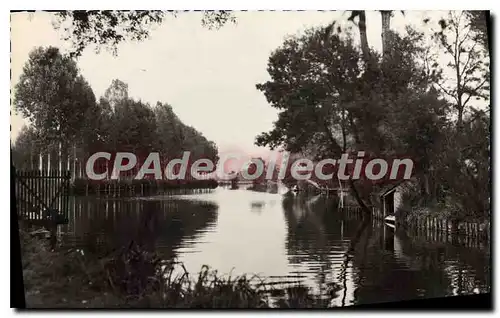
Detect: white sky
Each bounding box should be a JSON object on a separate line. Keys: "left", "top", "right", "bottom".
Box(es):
{"left": 11, "top": 11, "right": 460, "bottom": 156}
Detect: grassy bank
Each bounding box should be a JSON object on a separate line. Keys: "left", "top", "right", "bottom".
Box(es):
{"left": 20, "top": 229, "right": 332, "bottom": 308}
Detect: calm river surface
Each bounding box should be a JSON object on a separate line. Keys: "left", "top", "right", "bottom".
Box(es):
{"left": 63, "top": 185, "right": 491, "bottom": 306}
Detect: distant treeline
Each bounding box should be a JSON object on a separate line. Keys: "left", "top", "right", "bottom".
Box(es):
{"left": 12, "top": 48, "right": 219, "bottom": 177}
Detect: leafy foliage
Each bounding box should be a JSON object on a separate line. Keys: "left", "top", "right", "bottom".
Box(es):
{"left": 432, "top": 11, "right": 490, "bottom": 129}
{"left": 255, "top": 11, "right": 489, "bottom": 220}
{"left": 433, "top": 111, "right": 490, "bottom": 220}
{"left": 255, "top": 28, "right": 361, "bottom": 156}
{"left": 12, "top": 126, "right": 41, "bottom": 170}
{"left": 13, "top": 47, "right": 97, "bottom": 148}
{"left": 54, "top": 10, "right": 236, "bottom": 58}
{"left": 12, "top": 48, "right": 219, "bottom": 172}
{"left": 104, "top": 79, "right": 129, "bottom": 109}
{"left": 154, "top": 103, "right": 218, "bottom": 162}
{"left": 254, "top": 22, "right": 486, "bottom": 218}
{"left": 466, "top": 11, "right": 489, "bottom": 50}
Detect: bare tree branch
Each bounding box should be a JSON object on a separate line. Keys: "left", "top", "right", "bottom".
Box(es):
{"left": 462, "top": 77, "right": 488, "bottom": 108}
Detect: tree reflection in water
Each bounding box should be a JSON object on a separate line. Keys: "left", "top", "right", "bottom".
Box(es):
{"left": 62, "top": 189, "right": 490, "bottom": 307}
{"left": 66, "top": 196, "right": 219, "bottom": 262}
{"left": 281, "top": 193, "right": 490, "bottom": 306}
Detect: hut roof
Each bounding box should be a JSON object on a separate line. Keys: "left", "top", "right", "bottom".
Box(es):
{"left": 379, "top": 177, "right": 417, "bottom": 197}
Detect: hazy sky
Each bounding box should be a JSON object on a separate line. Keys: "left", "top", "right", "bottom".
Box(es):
{"left": 11, "top": 11, "right": 457, "bottom": 156}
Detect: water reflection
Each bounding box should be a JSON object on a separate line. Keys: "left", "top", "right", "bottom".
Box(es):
{"left": 250, "top": 201, "right": 266, "bottom": 213}
{"left": 64, "top": 187, "right": 490, "bottom": 306}
{"left": 65, "top": 195, "right": 218, "bottom": 261}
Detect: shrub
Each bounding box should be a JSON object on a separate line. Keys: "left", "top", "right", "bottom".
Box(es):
{"left": 20, "top": 231, "right": 331, "bottom": 308}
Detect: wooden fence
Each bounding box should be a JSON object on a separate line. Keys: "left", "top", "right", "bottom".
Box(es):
{"left": 72, "top": 178, "right": 218, "bottom": 197}
{"left": 402, "top": 216, "right": 491, "bottom": 244}
{"left": 341, "top": 206, "right": 364, "bottom": 220}
{"left": 343, "top": 206, "right": 490, "bottom": 243}
{"left": 14, "top": 170, "right": 71, "bottom": 225}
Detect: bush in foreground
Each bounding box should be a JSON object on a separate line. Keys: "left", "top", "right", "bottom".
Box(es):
{"left": 20, "top": 229, "right": 334, "bottom": 308}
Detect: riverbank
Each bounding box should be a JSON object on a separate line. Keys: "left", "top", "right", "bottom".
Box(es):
{"left": 71, "top": 178, "right": 218, "bottom": 196}
{"left": 20, "top": 229, "right": 330, "bottom": 308}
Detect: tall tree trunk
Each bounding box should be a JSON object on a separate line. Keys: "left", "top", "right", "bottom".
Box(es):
{"left": 358, "top": 11, "right": 370, "bottom": 62}
{"left": 349, "top": 179, "right": 372, "bottom": 218}
{"left": 73, "top": 144, "right": 77, "bottom": 181}
{"left": 380, "top": 10, "right": 392, "bottom": 57}
{"left": 318, "top": 108, "right": 373, "bottom": 217}
{"left": 424, "top": 173, "right": 430, "bottom": 195}
{"left": 58, "top": 141, "right": 62, "bottom": 173}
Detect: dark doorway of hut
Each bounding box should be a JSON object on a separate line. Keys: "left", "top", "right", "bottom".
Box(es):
{"left": 382, "top": 189, "right": 396, "bottom": 230}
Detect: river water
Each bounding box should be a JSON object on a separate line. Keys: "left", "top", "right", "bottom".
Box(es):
{"left": 63, "top": 185, "right": 491, "bottom": 306}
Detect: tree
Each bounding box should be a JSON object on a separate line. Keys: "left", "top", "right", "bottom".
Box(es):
{"left": 54, "top": 10, "right": 236, "bottom": 58}
{"left": 255, "top": 26, "right": 447, "bottom": 216}
{"left": 256, "top": 28, "right": 368, "bottom": 211}
{"left": 379, "top": 11, "right": 406, "bottom": 56}
{"left": 432, "top": 11, "right": 490, "bottom": 130}
{"left": 153, "top": 102, "right": 184, "bottom": 157}
{"left": 153, "top": 101, "right": 219, "bottom": 164}
{"left": 12, "top": 125, "right": 41, "bottom": 170}
{"left": 346, "top": 11, "right": 370, "bottom": 62}
{"left": 104, "top": 79, "right": 129, "bottom": 109}
{"left": 14, "top": 46, "right": 97, "bottom": 152}
{"left": 109, "top": 99, "right": 158, "bottom": 154}
{"left": 344, "top": 10, "right": 404, "bottom": 61}
{"left": 466, "top": 11, "right": 489, "bottom": 50}
{"left": 433, "top": 111, "right": 490, "bottom": 220}
{"left": 96, "top": 81, "right": 219, "bottom": 168}
{"left": 76, "top": 96, "right": 113, "bottom": 155}
{"left": 380, "top": 10, "right": 392, "bottom": 56}
{"left": 423, "top": 11, "right": 490, "bottom": 221}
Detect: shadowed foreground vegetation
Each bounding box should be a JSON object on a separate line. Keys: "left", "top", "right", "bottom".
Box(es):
{"left": 20, "top": 230, "right": 333, "bottom": 308}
